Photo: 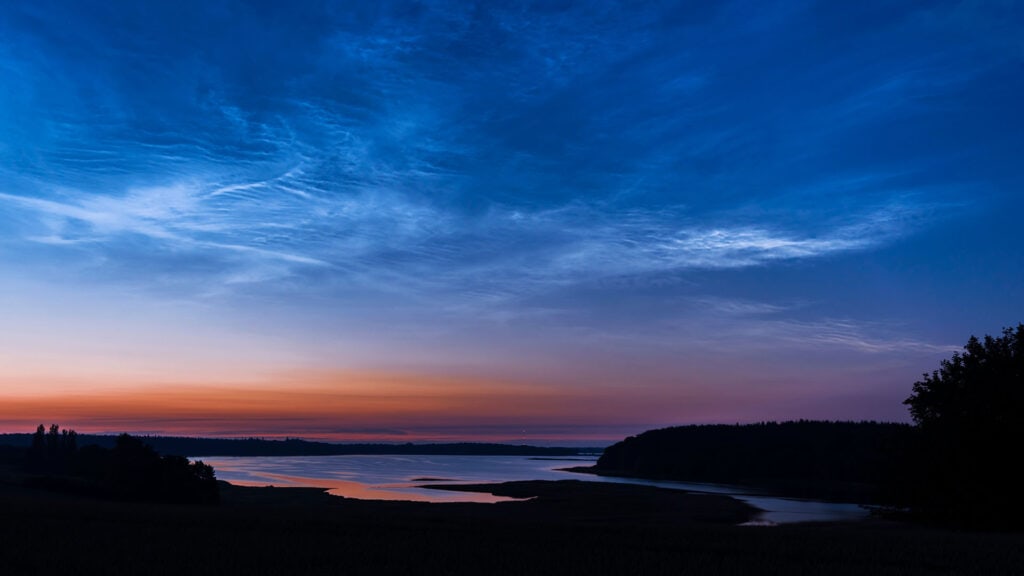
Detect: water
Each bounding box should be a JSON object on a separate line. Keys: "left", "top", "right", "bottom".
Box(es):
{"left": 202, "top": 454, "right": 870, "bottom": 524}
{"left": 204, "top": 454, "right": 578, "bottom": 503}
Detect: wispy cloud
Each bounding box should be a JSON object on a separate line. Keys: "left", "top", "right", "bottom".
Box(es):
{"left": 471, "top": 197, "right": 931, "bottom": 288}
{"left": 733, "top": 318, "right": 961, "bottom": 355}
{"left": 1, "top": 1, "right": 1018, "bottom": 434}
{"left": 0, "top": 177, "right": 941, "bottom": 302}
{"left": 1, "top": 0, "right": 988, "bottom": 304}
{"left": 569, "top": 294, "right": 961, "bottom": 357}
{"left": 0, "top": 186, "right": 329, "bottom": 270}
{"left": 680, "top": 295, "right": 961, "bottom": 356}
{"left": 0, "top": 1, "right": 1009, "bottom": 343}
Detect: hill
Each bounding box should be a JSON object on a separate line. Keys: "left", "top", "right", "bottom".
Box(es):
{"left": 589, "top": 420, "right": 912, "bottom": 503}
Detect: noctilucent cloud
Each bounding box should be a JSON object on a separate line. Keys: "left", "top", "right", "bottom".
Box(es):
{"left": 1, "top": 1, "right": 1021, "bottom": 444}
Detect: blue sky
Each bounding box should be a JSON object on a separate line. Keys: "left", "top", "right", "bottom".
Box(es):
{"left": 0, "top": 1, "right": 1021, "bottom": 442}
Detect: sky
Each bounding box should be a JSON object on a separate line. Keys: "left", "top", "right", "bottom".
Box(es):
{"left": 0, "top": 1, "right": 1021, "bottom": 445}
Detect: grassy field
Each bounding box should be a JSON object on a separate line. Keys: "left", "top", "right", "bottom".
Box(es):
{"left": 1, "top": 478, "right": 1022, "bottom": 575}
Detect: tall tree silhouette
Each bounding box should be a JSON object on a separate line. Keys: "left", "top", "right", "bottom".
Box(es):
{"left": 28, "top": 424, "right": 46, "bottom": 470}
{"left": 21, "top": 425, "right": 218, "bottom": 504}
{"left": 46, "top": 424, "right": 60, "bottom": 460}
{"left": 27, "top": 423, "right": 78, "bottom": 473}
{"left": 903, "top": 324, "right": 1023, "bottom": 526}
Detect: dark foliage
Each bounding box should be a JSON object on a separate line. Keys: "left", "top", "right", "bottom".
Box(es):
{"left": 903, "top": 324, "right": 1024, "bottom": 527}
{"left": 106, "top": 434, "right": 219, "bottom": 504}
{"left": 595, "top": 420, "right": 913, "bottom": 503}
{"left": 26, "top": 424, "right": 78, "bottom": 474}
{"left": 21, "top": 425, "right": 218, "bottom": 505}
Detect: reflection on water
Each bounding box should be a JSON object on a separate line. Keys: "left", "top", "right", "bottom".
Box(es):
{"left": 574, "top": 475, "right": 871, "bottom": 525}
{"left": 202, "top": 454, "right": 870, "bottom": 523}
{"left": 206, "top": 455, "right": 561, "bottom": 503}
{"left": 225, "top": 472, "right": 517, "bottom": 503}
{"left": 739, "top": 495, "right": 868, "bottom": 524}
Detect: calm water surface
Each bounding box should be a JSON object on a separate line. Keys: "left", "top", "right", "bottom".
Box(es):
{"left": 202, "top": 454, "right": 869, "bottom": 524}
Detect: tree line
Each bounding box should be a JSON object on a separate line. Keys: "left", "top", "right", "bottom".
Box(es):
{"left": 595, "top": 420, "right": 912, "bottom": 503}
{"left": 23, "top": 424, "right": 218, "bottom": 505}
{"left": 1, "top": 434, "right": 595, "bottom": 457}
{"left": 595, "top": 324, "right": 1024, "bottom": 528}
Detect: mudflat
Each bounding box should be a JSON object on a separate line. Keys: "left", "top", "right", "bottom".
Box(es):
{"left": 1, "top": 479, "right": 1022, "bottom": 575}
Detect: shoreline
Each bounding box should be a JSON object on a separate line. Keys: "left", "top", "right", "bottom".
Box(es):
{"left": 3, "top": 475, "right": 1022, "bottom": 575}
{"left": 563, "top": 464, "right": 885, "bottom": 505}
{"left": 415, "top": 478, "right": 761, "bottom": 525}
{"left": 215, "top": 478, "right": 761, "bottom": 526}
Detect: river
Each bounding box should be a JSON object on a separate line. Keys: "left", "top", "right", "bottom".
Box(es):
{"left": 201, "top": 454, "right": 870, "bottom": 525}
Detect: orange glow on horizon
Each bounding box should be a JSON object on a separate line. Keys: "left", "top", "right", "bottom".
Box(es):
{"left": 0, "top": 368, "right": 849, "bottom": 443}
{"left": 0, "top": 369, "right": 679, "bottom": 442}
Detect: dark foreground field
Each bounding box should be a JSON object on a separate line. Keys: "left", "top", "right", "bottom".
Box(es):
{"left": 1, "top": 479, "right": 1022, "bottom": 576}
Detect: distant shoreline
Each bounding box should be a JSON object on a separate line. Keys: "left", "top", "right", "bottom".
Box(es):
{"left": 0, "top": 433, "right": 602, "bottom": 458}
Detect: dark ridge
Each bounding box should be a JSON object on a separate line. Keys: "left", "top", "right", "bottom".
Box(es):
{"left": 589, "top": 420, "right": 913, "bottom": 504}
{"left": 0, "top": 434, "right": 600, "bottom": 457}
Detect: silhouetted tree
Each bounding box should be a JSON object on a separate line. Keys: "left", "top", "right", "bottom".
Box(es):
{"left": 46, "top": 424, "right": 60, "bottom": 460}
{"left": 31, "top": 424, "right": 45, "bottom": 452}
{"left": 62, "top": 428, "right": 77, "bottom": 456}
{"left": 28, "top": 424, "right": 46, "bottom": 469}
{"left": 26, "top": 423, "right": 79, "bottom": 473}
{"left": 903, "top": 324, "right": 1023, "bottom": 527}
{"left": 105, "top": 433, "right": 219, "bottom": 503}
{"left": 21, "top": 426, "right": 218, "bottom": 504}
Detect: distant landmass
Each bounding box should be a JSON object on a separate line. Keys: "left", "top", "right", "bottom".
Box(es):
{"left": 577, "top": 420, "right": 912, "bottom": 504}
{"left": 0, "top": 434, "right": 602, "bottom": 458}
